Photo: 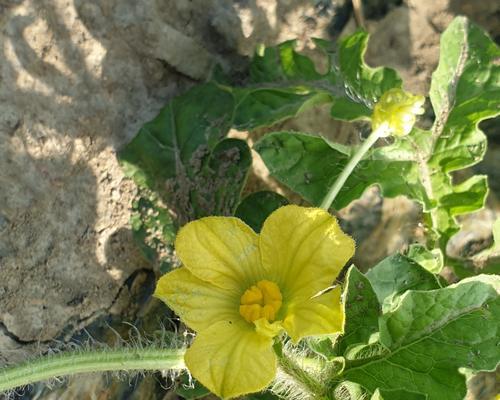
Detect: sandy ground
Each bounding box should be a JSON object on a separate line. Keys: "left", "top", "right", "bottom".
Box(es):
{"left": 0, "top": 0, "right": 498, "bottom": 398}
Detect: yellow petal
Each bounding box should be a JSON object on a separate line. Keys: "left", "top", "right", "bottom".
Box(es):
{"left": 260, "top": 205, "right": 355, "bottom": 301}
{"left": 154, "top": 267, "right": 239, "bottom": 331}
{"left": 185, "top": 320, "right": 276, "bottom": 399}
{"left": 283, "top": 286, "right": 344, "bottom": 343}
{"left": 175, "top": 217, "right": 262, "bottom": 291}
{"left": 254, "top": 318, "right": 284, "bottom": 338}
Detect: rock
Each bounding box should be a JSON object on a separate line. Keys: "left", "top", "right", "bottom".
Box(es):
{"left": 210, "top": 0, "right": 336, "bottom": 55}
{"left": 0, "top": 0, "right": 186, "bottom": 353}
{"left": 338, "top": 186, "right": 383, "bottom": 247}
{"left": 447, "top": 208, "right": 497, "bottom": 259}
{"left": 352, "top": 196, "right": 423, "bottom": 269}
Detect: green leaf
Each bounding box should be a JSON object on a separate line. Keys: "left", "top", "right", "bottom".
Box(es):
{"left": 234, "top": 31, "right": 403, "bottom": 130}
{"left": 250, "top": 40, "right": 322, "bottom": 83}
{"left": 344, "top": 341, "right": 388, "bottom": 363}
{"left": 371, "top": 388, "right": 426, "bottom": 400}
{"left": 119, "top": 84, "right": 251, "bottom": 221}
{"left": 406, "top": 244, "right": 444, "bottom": 274}
{"left": 254, "top": 132, "right": 426, "bottom": 209}
{"left": 342, "top": 275, "right": 500, "bottom": 400}
{"left": 429, "top": 17, "right": 499, "bottom": 173}
{"left": 438, "top": 175, "right": 488, "bottom": 215}
{"left": 394, "top": 17, "right": 500, "bottom": 249}
{"left": 336, "top": 267, "right": 380, "bottom": 356}
{"left": 233, "top": 88, "right": 331, "bottom": 130}
{"left": 119, "top": 83, "right": 252, "bottom": 263}
{"left": 230, "top": 40, "right": 335, "bottom": 130}
{"left": 234, "top": 191, "right": 288, "bottom": 232}
{"left": 119, "top": 82, "right": 234, "bottom": 189}
{"left": 250, "top": 45, "right": 287, "bottom": 83}
{"left": 331, "top": 30, "right": 402, "bottom": 121}
{"left": 330, "top": 97, "right": 371, "bottom": 122}
{"left": 249, "top": 19, "right": 499, "bottom": 268}
{"left": 332, "top": 382, "right": 426, "bottom": 400}
{"left": 365, "top": 254, "right": 441, "bottom": 312}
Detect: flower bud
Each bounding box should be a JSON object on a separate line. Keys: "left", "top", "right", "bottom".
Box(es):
{"left": 371, "top": 88, "right": 425, "bottom": 137}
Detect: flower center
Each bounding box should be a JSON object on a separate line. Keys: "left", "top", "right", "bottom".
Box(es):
{"left": 239, "top": 280, "right": 282, "bottom": 323}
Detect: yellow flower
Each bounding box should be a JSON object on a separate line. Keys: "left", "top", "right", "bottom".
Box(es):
{"left": 154, "top": 205, "right": 355, "bottom": 399}
{"left": 372, "top": 88, "right": 425, "bottom": 137}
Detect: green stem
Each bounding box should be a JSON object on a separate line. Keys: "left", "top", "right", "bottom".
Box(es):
{"left": 320, "top": 126, "right": 386, "bottom": 210}
{"left": 0, "top": 347, "right": 186, "bottom": 393}
{"left": 277, "top": 352, "right": 325, "bottom": 398}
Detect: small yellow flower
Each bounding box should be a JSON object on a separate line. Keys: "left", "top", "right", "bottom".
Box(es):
{"left": 372, "top": 88, "right": 425, "bottom": 137}
{"left": 154, "top": 205, "right": 355, "bottom": 399}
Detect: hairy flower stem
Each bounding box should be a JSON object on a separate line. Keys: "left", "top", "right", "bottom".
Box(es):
{"left": 277, "top": 352, "right": 326, "bottom": 399}
{"left": 320, "top": 126, "right": 387, "bottom": 210}
{"left": 0, "top": 347, "right": 186, "bottom": 393}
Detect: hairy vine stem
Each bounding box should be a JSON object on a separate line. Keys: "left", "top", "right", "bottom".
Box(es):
{"left": 276, "top": 350, "right": 326, "bottom": 399}
{"left": 0, "top": 347, "right": 186, "bottom": 393}
{"left": 320, "top": 125, "right": 387, "bottom": 210}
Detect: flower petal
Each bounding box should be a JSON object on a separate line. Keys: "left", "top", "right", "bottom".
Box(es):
{"left": 254, "top": 318, "right": 284, "bottom": 338}
{"left": 175, "top": 217, "right": 261, "bottom": 291}
{"left": 154, "top": 267, "right": 239, "bottom": 331}
{"left": 283, "top": 286, "right": 344, "bottom": 343}
{"left": 185, "top": 320, "right": 276, "bottom": 399}
{"left": 260, "top": 205, "right": 355, "bottom": 301}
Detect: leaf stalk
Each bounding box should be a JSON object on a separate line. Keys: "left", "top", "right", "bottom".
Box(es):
{"left": 320, "top": 126, "right": 386, "bottom": 210}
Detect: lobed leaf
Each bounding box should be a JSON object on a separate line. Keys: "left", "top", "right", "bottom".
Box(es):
{"left": 232, "top": 88, "right": 331, "bottom": 130}
{"left": 403, "top": 17, "right": 498, "bottom": 248}
{"left": 429, "top": 17, "right": 499, "bottom": 173}
{"left": 342, "top": 275, "right": 500, "bottom": 400}
{"left": 230, "top": 40, "right": 336, "bottom": 130}
{"left": 235, "top": 34, "right": 402, "bottom": 130}
{"left": 254, "top": 132, "right": 426, "bottom": 209}
{"left": 336, "top": 266, "right": 380, "bottom": 356}
{"left": 119, "top": 83, "right": 251, "bottom": 265}
{"left": 249, "top": 41, "right": 323, "bottom": 83}
{"left": 365, "top": 254, "right": 441, "bottom": 312}
{"left": 406, "top": 244, "right": 444, "bottom": 274}
{"left": 331, "top": 30, "right": 402, "bottom": 121}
